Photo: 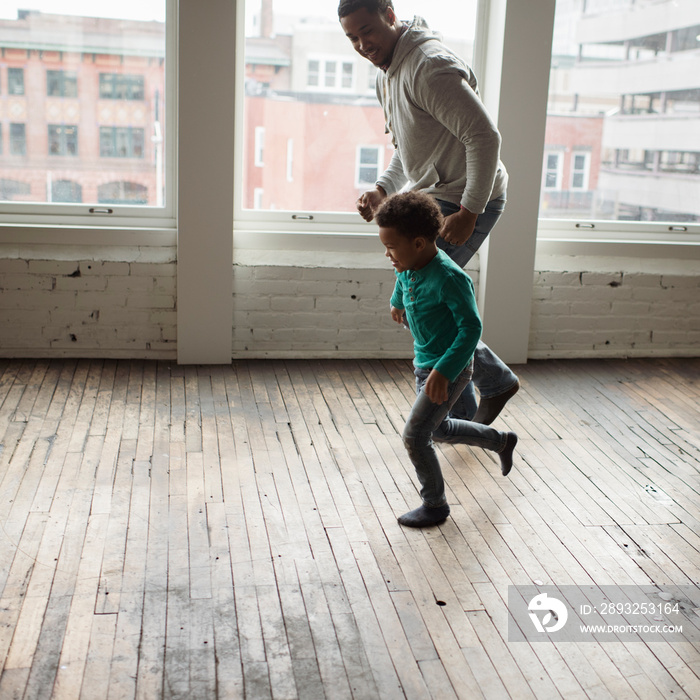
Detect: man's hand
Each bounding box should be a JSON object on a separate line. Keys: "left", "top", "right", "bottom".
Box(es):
{"left": 424, "top": 368, "right": 449, "bottom": 405}
{"left": 439, "top": 206, "right": 478, "bottom": 246}
{"left": 357, "top": 186, "right": 387, "bottom": 222}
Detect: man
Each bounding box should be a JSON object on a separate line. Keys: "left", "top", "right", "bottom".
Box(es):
{"left": 339, "top": 0, "right": 519, "bottom": 424}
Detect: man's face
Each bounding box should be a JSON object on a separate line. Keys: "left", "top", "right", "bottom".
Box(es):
{"left": 340, "top": 6, "right": 400, "bottom": 67}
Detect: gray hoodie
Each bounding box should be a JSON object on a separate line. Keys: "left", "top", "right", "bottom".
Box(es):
{"left": 375, "top": 17, "right": 508, "bottom": 213}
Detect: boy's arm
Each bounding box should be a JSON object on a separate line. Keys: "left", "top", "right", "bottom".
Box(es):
{"left": 433, "top": 274, "right": 482, "bottom": 382}
{"left": 389, "top": 277, "right": 405, "bottom": 318}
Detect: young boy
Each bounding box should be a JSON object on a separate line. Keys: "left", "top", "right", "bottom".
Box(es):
{"left": 375, "top": 191, "right": 518, "bottom": 528}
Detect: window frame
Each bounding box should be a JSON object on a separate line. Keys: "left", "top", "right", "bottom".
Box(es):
{"left": 233, "top": 0, "right": 700, "bottom": 246}
{"left": 0, "top": 0, "right": 176, "bottom": 230}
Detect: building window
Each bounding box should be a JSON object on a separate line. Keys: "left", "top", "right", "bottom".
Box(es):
{"left": 99, "top": 73, "right": 145, "bottom": 100}
{"left": 51, "top": 180, "right": 83, "bottom": 203}
{"left": 99, "top": 126, "right": 145, "bottom": 158}
{"left": 307, "top": 60, "right": 320, "bottom": 88}
{"left": 571, "top": 151, "right": 590, "bottom": 190}
{"left": 254, "top": 127, "right": 265, "bottom": 167}
{"left": 98, "top": 180, "right": 148, "bottom": 204}
{"left": 10, "top": 123, "right": 26, "bottom": 156}
{"left": 543, "top": 152, "right": 563, "bottom": 190}
{"left": 8, "top": 68, "right": 25, "bottom": 96}
{"left": 47, "top": 70, "right": 78, "bottom": 97}
{"left": 254, "top": 188, "right": 264, "bottom": 209}
{"left": 356, "top": 146, "right": 383, "bottom": 188}
{"left": 0, "top": 178, "right": 31, "bottom": 200}
{"left": 48, "top": 125, "right": 79, "bottom": 156}
{"left": 306, "top": 57, "right": 354, "bottom": 91}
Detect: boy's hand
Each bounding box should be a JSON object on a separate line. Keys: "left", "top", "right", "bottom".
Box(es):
{"left": 439, "top": 207, "right": 478, "bottom": 246}
{"left": 390, "top": 306, "right": 405, "bottom": 325}
{"left": 424, "top": 369, "right": 449, "bottom": 405}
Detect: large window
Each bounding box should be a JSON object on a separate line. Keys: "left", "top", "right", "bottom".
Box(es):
{"left": 541, "top": 0, "right": 700, "bottom": 226}
{"left": 238, "top": 0, "right": 478, "bottom": 221}
{"left": 0, "top": 1, "right": 172, "bottom": 225}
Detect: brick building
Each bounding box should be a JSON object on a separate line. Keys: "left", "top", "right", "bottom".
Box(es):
{"left": 0, "top": 11, "right": 165, "bottom": 206}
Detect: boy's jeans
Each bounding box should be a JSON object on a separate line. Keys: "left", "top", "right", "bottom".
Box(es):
{"left": 435, "top": 195, "right": 518, "bottom": 419}
{"left": 403, "top": 364, "right": 509, "bottom": 508}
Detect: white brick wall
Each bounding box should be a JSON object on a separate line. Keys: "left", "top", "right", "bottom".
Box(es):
{"left": 0, "top": 246, "right": 177, "bottom": 359}
{"left": 529, "top": 255, "right": 700, "bottom": 358}
{"left": 1, "top": 245, "right": 698, "bottom": 360}
{"left": 231, "top": 259, "right": 435, "bottom": 358}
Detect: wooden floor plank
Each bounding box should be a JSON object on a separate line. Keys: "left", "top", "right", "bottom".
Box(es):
{"left": 0, "top": 357, "right": 698, "bottom": 699}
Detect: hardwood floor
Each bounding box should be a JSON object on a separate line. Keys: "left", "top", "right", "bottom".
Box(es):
{"left": 0, "top": 357, "right": 699, "bottom": 699}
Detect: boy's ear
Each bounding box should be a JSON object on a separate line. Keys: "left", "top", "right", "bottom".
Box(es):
{"left": 414, "top": 236, "right": 427, "bottom": 251}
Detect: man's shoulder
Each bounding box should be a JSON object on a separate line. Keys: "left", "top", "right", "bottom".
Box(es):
{"left": 407, "top": 44, "right": 473, "bottom": 87}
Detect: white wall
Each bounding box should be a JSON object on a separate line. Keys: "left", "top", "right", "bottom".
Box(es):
{"left": 1, "top": 246, "right": 699, "bottom": 360}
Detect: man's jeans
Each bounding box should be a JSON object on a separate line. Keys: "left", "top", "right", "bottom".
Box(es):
{"left": 404, "top": 364, "right": 509, "bottom": 507}
{"left": 435, "top": 195, "right": 518, "bottom": 419}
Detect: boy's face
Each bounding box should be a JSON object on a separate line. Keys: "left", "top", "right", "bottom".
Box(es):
{"left": 379, "top": 225, "right": 427, "bottom": 273}
{"left": 340, "top": 6, "right": 401, "bottom": 67}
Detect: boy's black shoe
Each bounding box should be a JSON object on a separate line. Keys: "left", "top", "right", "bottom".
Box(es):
{"left": 398, "top": 503, "right": 450, "bottom": 528}
{"left": 499, "top": 432, "right": 518, "bottom": 476}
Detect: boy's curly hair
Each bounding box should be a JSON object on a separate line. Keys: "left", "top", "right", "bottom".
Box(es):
{"left": 374, "top": 191, "right": 443, "bottom": 242}
{"left": 338, "top": 0, "right": 394, "bottom": 20}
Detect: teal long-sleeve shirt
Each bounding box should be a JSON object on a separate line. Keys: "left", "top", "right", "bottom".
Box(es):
{"left": 390, "top": 249, "right": 482, "bottom": 382}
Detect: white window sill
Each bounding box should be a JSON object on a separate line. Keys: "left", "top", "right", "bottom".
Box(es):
{"left": 0, "top": 223, "right": 176, "bottom": 247}
{"left": 3, "top": 221, "right": 700, "bottom": 265}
